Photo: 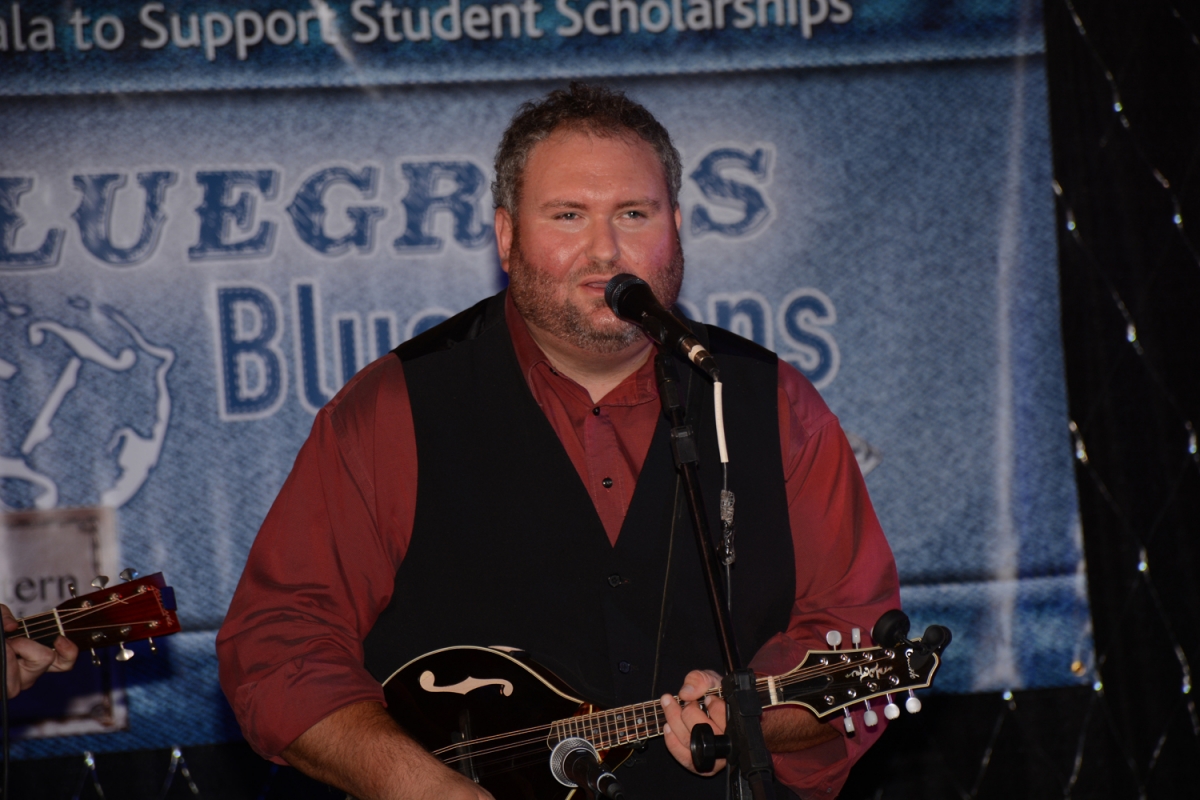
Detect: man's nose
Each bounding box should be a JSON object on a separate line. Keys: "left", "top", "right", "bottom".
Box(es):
{"left": 587, "top": 220, "right": 620, "bottom": 265}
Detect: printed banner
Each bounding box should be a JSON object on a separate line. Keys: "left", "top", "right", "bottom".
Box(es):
{"left": 1, "top": 0, "right": 1042, "bottom": 95}
{"left": 1, "top": 0, "right": 1091, "bottom": 758}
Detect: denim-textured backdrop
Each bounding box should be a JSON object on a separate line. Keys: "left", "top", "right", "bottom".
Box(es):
{"left": 0, "top": 0, "right": 1088, "bottom": 758}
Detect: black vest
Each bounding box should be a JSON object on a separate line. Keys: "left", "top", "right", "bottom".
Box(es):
{"left": 364, "top": 292, "right": 796, "bottom": 797}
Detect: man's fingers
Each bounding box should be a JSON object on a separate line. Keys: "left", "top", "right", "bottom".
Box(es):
{"left": 49, "top": 637, "right": 79, "bottom": 672}
{"left": 7, "top": 634, "right": 75, "bottom": 694}
{"left": 660, "top": 693, "right": 726, "bottom": 776}
{"left": 1, "top": 603, "right": 17, "bottom": 633}
{"left": 677, "top": 669, "right": 721, "bottom": 701}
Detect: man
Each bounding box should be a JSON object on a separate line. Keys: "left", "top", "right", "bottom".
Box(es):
{"left": 3, "top": 603, "right": 79, "bottom": 699}
{"left": 217, "top": 83, "right": 900, "bottom": 800}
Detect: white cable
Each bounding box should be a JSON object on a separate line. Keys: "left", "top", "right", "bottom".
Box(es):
{"left": 714, "top": 381, "right": 729, "bottom": 464}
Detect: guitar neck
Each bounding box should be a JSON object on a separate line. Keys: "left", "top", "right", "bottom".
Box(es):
{"left": 6, "top": 573, "right": 180, "bottom": 650}
{"left": 8, "top": 608, "right": 63, "bottom": 648}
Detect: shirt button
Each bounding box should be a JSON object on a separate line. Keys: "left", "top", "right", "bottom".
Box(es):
{"left": 602, "top": 477, "right": 613, "bottom": 488}
{"left": 608, "top": 574, "right": 622, "bottom": 587}
{"left": 618, "top": 661, "right": 631, "bottom": 674}
{"left": 592, "top": 406, "right": 601, "bottom": 416}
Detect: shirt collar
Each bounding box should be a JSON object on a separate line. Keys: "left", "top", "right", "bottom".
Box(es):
{"left": 504, "top": 292, "right": 659, "bottom": 407}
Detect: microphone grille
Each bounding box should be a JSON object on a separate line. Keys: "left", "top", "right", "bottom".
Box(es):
{"left": 604, "top": 273, "right": 647, "bottom": 313}
{"left": 549, "top": 737, "right": 599, "bottom": 787}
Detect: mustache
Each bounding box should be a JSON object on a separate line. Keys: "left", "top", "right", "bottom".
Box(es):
{"left": 570, "top": 260, "right": 624, "bottom": 281}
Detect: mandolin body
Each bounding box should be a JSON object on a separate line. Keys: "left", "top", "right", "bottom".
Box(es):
{"left": 382, "top": 645, "right": 626, "bottom": 800}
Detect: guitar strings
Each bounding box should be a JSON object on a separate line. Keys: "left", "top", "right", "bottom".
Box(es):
{"left": 11, "top": 595, "right": 155, "bottom": 640}
{"left": 428, "top": 651, "right": 917, "bottom": 769}
{"left": 16, "top": 599, "right": 140, "bottom": 637}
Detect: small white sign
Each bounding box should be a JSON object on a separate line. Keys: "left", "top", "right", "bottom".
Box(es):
{"left": 2, "top": 506, "right": 128, "bottom": 739}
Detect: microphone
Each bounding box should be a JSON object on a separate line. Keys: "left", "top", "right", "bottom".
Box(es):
{"left": 604, "top": 273, "right": 720, "bottom": 381}
{"left": 549, "top": 738, "right": 628, "bottom": 799}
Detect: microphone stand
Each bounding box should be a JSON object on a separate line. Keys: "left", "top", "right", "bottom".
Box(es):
{"left": 654, "top": 349, "right": 776, "bottom": 800}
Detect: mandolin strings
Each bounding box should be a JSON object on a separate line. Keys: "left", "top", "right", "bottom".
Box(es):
{"left": 428, "top": 648, "right": 922, "bottom": 770}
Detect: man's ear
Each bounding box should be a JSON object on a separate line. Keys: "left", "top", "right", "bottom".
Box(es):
{"left": 674, "top": 204, "right": 682, "bottom": 234}
{"left": 495, "top": 207, "right": 514, "bottom": 274}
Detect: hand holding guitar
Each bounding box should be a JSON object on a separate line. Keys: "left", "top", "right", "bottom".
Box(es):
{"left": 3, "top": 602, "right": 79, "bottom": 699}
{"left": 2, "top": 571, "right": 179, "bottom": 700}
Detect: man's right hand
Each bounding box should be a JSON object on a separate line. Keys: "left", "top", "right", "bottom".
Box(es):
{"left": 282, "top": 701, "right": 494, "bottom": 800}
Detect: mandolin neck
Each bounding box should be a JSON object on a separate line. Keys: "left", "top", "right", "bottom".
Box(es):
{"left": 548, "top": 681, "right": 776, "bottom": 752}
{"left": 547, "top": 642, "right": 939, "bottom": 752}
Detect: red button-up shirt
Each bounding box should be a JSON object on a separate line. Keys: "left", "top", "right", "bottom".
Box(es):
{"left": 217, "top": 297, "right": 901, "bottom": 798}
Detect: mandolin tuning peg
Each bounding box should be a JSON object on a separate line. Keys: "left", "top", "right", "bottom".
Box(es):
{"left": 68, "top": 582, "right": 78, "bottom": 598}
{"left": 148, "top": 637, "right": 157, "bottom": 654}
{"left": 851, "top": 628, "right": 861, "bottom": 649}
{"left": 841, "top": 707, "right": 856, "bottom": 736}
{"left": 905, "top": 690, "right": 922, "bottom": 714}
{"left": 883, "top": 694, "right": 900, "bottom": 720}
{"left": 872, "top": 609, "right": 911, "bottom": 649}
{"left": 863, "top": 699, "right": 878, "bottom": 727}
{"left": 115, "top": 643, "right": 135, "bottom": 662}
{"left": 90, "top": 648, "right": 100, "bottom": 666}
{"left": 825, "top": 630, "right": 843, "bottom": 650}
{"left": 91, "top": 575, "right": 109, "bottom": 590}
{"left": 119, "top": 568, "right": 139, "bottom": 582}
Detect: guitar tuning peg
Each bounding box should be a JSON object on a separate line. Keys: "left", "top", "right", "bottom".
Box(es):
{"left": 851, "top": 628, "right": 861, "bottom": 649}
{"left": 883, "top": 694, "right": 901, "bottom": 720}
{"left": 905, "top": 690, "right": 922, "bottom": 714}
{"left": 91, "top": 575, "right": 109, "bottom": 590}
{"left": 825, "top": 630, "right": 843, "bottom": 650}
{"left": 842, "top": 707, "right": 856, "bottom": 736}
{"left": 115, "top": 642, "right": 135, "bottom": 662}
{"left": 68, "top": 582, "right": 78, "bottom": 598}
{"left": 863, "top": 699, "right": 878, "bottom": 727}
{"left": 119, "top": 568, "right": 139, "bottom": 582}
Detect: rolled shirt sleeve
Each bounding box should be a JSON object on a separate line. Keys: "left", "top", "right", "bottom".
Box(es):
{"left": 215, "top": 356, "right": 417, "bottom": 762}
{"left": 747, "top": 360, "right": 902, "bottom": 798}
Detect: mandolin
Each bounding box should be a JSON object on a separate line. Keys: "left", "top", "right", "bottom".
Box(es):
{"left": 382, "top": 613, "right": 950, "bottom": 799}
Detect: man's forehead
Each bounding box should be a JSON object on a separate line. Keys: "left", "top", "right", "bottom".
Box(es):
{"left": 519, "top": 128, "right": 670, "bottom": 197}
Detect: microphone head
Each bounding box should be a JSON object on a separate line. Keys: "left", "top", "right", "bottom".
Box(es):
{"left": 604, "top": 273, "right": 649, "bottom": 319}
{"left": 549, "top": 737, "right": 599, "bottom": 787}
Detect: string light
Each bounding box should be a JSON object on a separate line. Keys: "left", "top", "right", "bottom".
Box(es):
{"left": 1061, "top": 0, "right": 1198, "bottom": 262}
{"left": 1054, "top": 3, "right": 1200, "bottom": 798}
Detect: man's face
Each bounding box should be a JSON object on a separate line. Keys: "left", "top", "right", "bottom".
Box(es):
{"left": 496, "top": 128, "right": 684, "bottom": 354}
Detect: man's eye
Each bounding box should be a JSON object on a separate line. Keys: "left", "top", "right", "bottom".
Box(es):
{"left": 623, "top": 210, "right": 646, "bottom": 219}
{"left": 558, "top": 212, "right": 579, "bottom": 220}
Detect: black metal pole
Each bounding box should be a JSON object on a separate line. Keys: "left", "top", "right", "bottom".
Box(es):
{"left": 654, "top": 349, "right": 775, "bottom": 800}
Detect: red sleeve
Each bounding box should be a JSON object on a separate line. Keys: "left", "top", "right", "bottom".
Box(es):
{"left": 746, "top": 360, "right": 902, "bottom": 799}
{"left": 215, "top": 355, "right": 418, "bottom": 763}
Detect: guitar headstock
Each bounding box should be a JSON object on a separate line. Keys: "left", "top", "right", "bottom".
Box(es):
{"left": 50, "top": 572, "right": 181, "bottom": 653}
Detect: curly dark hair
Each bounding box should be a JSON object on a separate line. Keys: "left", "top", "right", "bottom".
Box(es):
{"left": 492, "top": 82, "right": 682, "bottom": 217}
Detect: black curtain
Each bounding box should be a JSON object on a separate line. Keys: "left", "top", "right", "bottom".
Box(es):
{"left": 843, "top": 1, "right": 1200, "bottom": 796}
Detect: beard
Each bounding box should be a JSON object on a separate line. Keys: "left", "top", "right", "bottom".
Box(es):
{"left": 507, "top": 232, "right": 686, "bottom": 354}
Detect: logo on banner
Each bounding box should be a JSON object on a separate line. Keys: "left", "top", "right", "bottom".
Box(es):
{"left": 0, "top": 294, "right": 175, "bottom": 511}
